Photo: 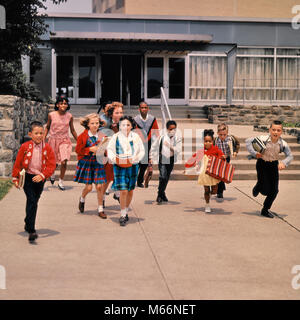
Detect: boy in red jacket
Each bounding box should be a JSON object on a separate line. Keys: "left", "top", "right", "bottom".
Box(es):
{"left": 12, "top": 121, "right": 56, "bottom": 243}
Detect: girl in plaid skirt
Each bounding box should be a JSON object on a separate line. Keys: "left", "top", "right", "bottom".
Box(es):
{"left": 74, "top": 113, "right": 108, "bottom": 219}
{"left": 107, "top": 116, "right": 145, "bottom": 226}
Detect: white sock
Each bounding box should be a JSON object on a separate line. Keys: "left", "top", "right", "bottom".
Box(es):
{"left": 125, "top": 207, "right": 129, "bottom": 214}
{"left": 98, "top": 205, "right": 104, "bottom": 212}
{"left": 115, "top": 191, "right": 120, "bottom": 197}
{"left": 80, "top": 196, "right": 85, "bottom": 203}
{"left": 121, "top": 209, "right": 127, "bottom": 217}
{"left": 59, "top": 178, "right": 63, "bottom": 184}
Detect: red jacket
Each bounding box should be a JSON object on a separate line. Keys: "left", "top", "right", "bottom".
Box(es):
{"left": 75, "top": 130, "right": 106, "bottom": 160}
{"left": 12, "top": 140, "right": 56, "bottom": 182}
{"left": 185, "top": 145, "right": 224, "bottom": 168}
{"left": 205, "top": 145, "right": 224, "bottom": 158}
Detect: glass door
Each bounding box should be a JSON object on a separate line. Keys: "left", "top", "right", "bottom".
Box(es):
{"left": 145, "top": 55, "right": 188, "bottom": 105}
{"left": 56, "top": 55, "right": 75, "bottom": 104}
{"left": 56, "top": 54, "right": 97, "bottom": 104}
{"left": 76, "top": 55, "right": 97, "bottom": 104}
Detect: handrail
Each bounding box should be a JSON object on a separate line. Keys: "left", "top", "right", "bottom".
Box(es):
{"left": 160, "top": 87, "right": 172, "bottom": 127}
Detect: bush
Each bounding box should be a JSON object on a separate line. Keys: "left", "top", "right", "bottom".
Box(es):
{"left": 0, "top": 179, "right": 13, "bottom": 201}
{"left": 0, "top": 59, "right": 43, "bottom": 101}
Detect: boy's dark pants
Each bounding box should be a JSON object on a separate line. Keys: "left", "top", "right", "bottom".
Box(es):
{"left": 158, "top": 156, "right": 174, "bottom": 197}
{"left": 23, "top": 173, "right": 45, "bottom": 233}
{"left": 217, "top": 156, "right": 230, "bottom": 195}
{"left": 255, "top": 159, "right": 279, "bottom": 211}
{"left": 137, "top": 140, "right": 151, "bottom": 185}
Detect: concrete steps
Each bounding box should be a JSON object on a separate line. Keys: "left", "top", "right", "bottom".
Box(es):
{"left": 53, "top": 135, "right": 300, "bottom": 181}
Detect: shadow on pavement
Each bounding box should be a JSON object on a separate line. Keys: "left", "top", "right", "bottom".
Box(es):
{"left": 18, "top": 228, "right": 60, "bottom": 238}
{"left": 184, "top": 207, "right": 232, "bottom": 215}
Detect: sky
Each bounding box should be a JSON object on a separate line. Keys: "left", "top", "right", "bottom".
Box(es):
{"left": 39, "top": 0, "right": 92, "bottom": 13}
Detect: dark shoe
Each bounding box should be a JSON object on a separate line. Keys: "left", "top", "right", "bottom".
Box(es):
{"left": 119, "top": 216, "right": 127, "bottom": 226}
{"left": 156, "top": 196, "right": 163, "bottom": 204}
{"left": 113, "top": 193, "right": 120, "bottom": 203}
{"left": 261, "top": 208, "right": 274, "bottom": 218}
{"left": 217, "top": 193, "right": 223, "bottom": 199}
{"left": 137, "top": 182, "right": 144, "bottom": 188}
{"left": 125, "top": 214, "right": 129, "bottom": 222}
{"left": 28, "top": 232, "right": 38, "bottom": 242}
{"left": 252, "top": 185, "right": 259, "bottom": 197}
{"left": 103, "top": 200, "right": 105, "bottom": 208}
{"left": 50, "top": 177, "right": 55, "bottom": 185}
{"left": 98, "top": 211, "right": 107, "bottom": 219}
{"left": 79, "top": 199, "right": 85, "bottom": 213}
{"left": 161, "top": 194, "right": 168, "bottom": 202}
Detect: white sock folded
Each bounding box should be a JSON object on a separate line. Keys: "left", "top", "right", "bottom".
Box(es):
{"left": 120, "top": 209, "right": 127, "bottom": 217}
{"left": 80, "top": 196, "right": 85, "bottom": 203}
{"left": 98, "top": 205, "right": 104, "bottom": 212}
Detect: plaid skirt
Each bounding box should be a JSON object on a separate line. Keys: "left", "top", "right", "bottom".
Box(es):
{"left": 112, "top": 164, "right": 139, "bottom": 191}
{"left": 74, "top": 155, "right": 106, "bottom": 184}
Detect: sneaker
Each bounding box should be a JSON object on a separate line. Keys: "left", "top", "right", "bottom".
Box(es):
{"left": 119, "top": 216, "right": 127, "bottom": 226}
{"left": 125, "top": 214, "right": 129, "bottom": 222}
{"left": 205, "top": 206, "right": 211, "bottom": 213}
{"left": 58, "top": 181, "right": 65, "bottom": 191}
{"left": 79, "top": 199, "right": 85, "bottom": 213}
{"left": 261, "top": 208, "right": 274, "bottom": 218}
{"left": 137, "top": 182, "right": 144, "bottom": 188}
{"left": 50, "top": 177, "right": 55, "bottom": 185}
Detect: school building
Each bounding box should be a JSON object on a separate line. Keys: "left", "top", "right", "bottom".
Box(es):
{"left": 32, "top": 0, "right": 300, "bottom": 106}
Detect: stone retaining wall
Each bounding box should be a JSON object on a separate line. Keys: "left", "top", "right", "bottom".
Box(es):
{"left": 207, "top": 105, "right": 300, "bottom": 125}
{"left": 0, "top": 95, "right": 49, "bottom": 177}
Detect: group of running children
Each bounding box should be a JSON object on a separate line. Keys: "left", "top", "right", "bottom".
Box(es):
{"left": 12, "top": 97, "right": 294, "bottom": 242}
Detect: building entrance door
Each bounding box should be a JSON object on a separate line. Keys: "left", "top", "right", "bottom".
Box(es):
{"left": 101, "top": 54, "right": 142, "bottom": 106}
{"left": 145, "top": 55, "right": 188, "bottom": 105}
{"left": 56, "top": 54, "right": 97, "bottom": 104}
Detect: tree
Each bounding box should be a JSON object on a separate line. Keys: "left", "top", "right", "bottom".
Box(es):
{"left": 0, "top": 0, "right": 67, "bottom": 99}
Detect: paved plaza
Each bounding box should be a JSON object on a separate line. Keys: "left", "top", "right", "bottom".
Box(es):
{"left": 1, "top": 177, "right": 300, "bottom": 300}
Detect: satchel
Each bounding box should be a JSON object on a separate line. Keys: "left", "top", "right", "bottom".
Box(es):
{"left": 252, "top": 137, "right": 266, "bottom": 154}
{"left": 116, "top": 155, "right": 133, "bottom": 168}
{"left": 18, "top": 169, "right": 26, "bottom": 188}
{"left": 144, "top": 164, "right": 153, "bottom": 188}
{"left": 205, "top": 156, "right": 235, "bottom": 184}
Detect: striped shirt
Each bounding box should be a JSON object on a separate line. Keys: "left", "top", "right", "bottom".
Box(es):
{"left": 215, "top": 137, "right": 231, "bottom": 158}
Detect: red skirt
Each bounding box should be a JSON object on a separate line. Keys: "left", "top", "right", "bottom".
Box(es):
{"left": 104, "top": 163, "right": 114, "bottom": 182}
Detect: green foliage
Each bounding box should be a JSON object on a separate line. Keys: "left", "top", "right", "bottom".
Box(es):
{"left": 0, "top": 0, "right": 67, "bottom": 100}
{"left": 0, "top": 179, "right": 13, "bottom": 201}
{"left": 0, "top": 59, "right": 43, "bottom": 101}
{"left": 282, "top": 122, "right": 300, "bottom": 128}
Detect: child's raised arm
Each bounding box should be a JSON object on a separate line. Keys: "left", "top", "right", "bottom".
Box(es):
{"left": 69, "top": 116, "right": 78, "bottom": 141}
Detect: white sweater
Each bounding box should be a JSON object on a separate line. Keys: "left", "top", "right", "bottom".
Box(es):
{"left": 107, "top": 131, "right": 145, "bottom": 165}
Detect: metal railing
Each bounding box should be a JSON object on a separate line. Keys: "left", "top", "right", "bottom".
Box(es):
{"left": 160, "top": 87, "right": 172, "bottom": 127}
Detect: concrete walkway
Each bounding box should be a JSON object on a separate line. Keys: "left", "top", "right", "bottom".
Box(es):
{"left": 1, "top": 178, "right": 300, "bottom": 300}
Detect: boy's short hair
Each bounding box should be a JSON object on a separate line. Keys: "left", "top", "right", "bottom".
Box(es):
{"left": 29, "top": 121, "right": 43, "bottom": 132}
{"left": 217, "top": 123, "right": 228, "bottom": 132}
{"left": 270, "top": 120, "right": 283, "bottom": 128}
{"left": 166, "top": 120, "right": 177, "bottom": 129}
{"left": 139, "top": 101, "right": 148, "bottom": 108}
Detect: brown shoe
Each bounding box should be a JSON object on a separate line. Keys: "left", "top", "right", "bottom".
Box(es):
{"left": 98, "top": 211, "right": 107, "bottom": 219}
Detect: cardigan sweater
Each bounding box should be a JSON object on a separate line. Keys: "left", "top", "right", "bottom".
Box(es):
{"left": 12, "top": 140, "right": 56, "bottom": 182}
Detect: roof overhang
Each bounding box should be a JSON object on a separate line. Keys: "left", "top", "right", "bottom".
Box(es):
{"left": 50, "top": 31, "right": 213, "bottom": 43}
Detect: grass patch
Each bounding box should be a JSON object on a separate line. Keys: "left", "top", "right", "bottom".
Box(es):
{"left": 0, "top": 179, "right": 13, "bottom": 201}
